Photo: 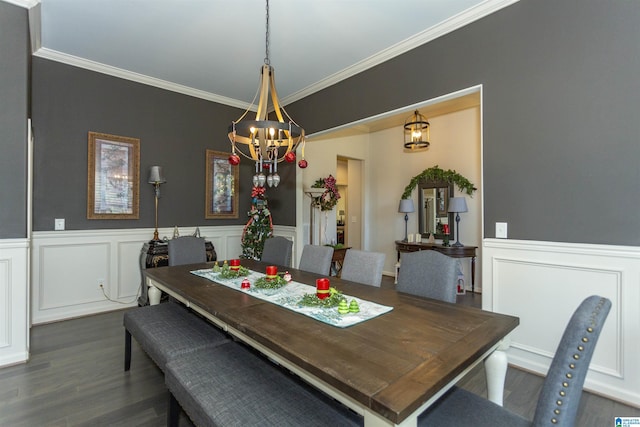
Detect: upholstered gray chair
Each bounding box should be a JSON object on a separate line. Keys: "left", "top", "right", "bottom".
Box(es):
{"left": 339, "top": 249, "right": 385, "bottom": 287}
{"left": 168, "top": 236, "right": 206, "bottom": 266}
{"left": 261, "top": 236, "right": 293, "bottom": 267}
{"left": 396, "top": 250, "right": 458, "bottom": 303}
{"left": 298, "top": 245, "right": 334, "bottom": 276}
{"left": 418, "top": 295, "right": 611, "bottom": 427}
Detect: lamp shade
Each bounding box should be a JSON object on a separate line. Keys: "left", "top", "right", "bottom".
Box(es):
{"left": 398, "top": 199, "right": 415, "bottom": 213}
{"left": 339, "top": 210, "right": 345, "bottom": 215}
{"left": 448, "top": 197, "right": 468, "bottom": 213}
{"left": 148, "top": 166, "right": 166, "bottom": 184}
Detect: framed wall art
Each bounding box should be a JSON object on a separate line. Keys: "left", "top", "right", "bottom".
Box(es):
{"left": 87, "top": 132, "right": 140, "bottom": 219}
{"left": 205, "top": 149, "right": 238, "bottom": 219}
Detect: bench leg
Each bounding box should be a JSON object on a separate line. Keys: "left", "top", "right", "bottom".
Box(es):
{"left": 167, "top": 392, "right": 180, "bottom": 427}
{"left": 124, "top": 329, "right": 132, "bottom": 371}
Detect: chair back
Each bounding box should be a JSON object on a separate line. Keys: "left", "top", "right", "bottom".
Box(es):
{"left": 298, "top": 245, "right": 334, "bottom": 276}
{"left": 396, "top": 250, "right": 458, "bottom": 303}
{"left": 532, "top": 295, "right": 611, "bottom": 427}
{"left": 168, "top": 236, "right": 206, "bottom": 266}
{"left": 340, "top": 249, "right": 385, "bottom": 287}
{"left": 260, "top": 236, "right": 293, "bottom": 267}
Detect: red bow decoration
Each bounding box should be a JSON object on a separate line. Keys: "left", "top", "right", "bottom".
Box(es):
{"left": 251, "top": 186, "right": 266, "bottom": 198}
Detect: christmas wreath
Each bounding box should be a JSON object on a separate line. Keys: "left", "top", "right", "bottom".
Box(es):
{"left": 241, "top": 186, "right": 273, "bottom": 260}
{"left": 311, "top": 175, "right": 341, "bottom": 211}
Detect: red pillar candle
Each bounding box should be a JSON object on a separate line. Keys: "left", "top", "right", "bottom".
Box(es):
{"left": 316, "top": 278, "right": 330, "bottom": 299}
{"left": 266, "top": 265, "right": 278, "bottom": 279}
{"left": 230, "top": 259, "right": 240, "bottom": 271}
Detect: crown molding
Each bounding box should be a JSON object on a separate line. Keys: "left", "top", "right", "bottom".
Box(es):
{"left": 280, "top": 0, "right": 519, "bottom": 105}
{"left": 1, "top": 0, "right": 39, "bottom": 8}
{"left": 30, "top": 0, "right": 518, "bottom": 109}
{"left": 33, "top": 47, "right": 252, "bottom": 110}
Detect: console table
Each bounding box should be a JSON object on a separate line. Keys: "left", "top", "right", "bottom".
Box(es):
{"left": 395, "top": 240, "right": 478, "bottom": 292}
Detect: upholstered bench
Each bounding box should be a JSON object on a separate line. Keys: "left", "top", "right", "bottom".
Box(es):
{"left": 165, "top": 342, "right": 364, "bottom": 426}
{"left": 123, "top": 301, "right": 229, "bottom": 372}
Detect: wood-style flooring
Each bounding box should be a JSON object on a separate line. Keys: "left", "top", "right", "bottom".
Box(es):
{"left": 1, "top": 275, "right": 638, "bottom": 426}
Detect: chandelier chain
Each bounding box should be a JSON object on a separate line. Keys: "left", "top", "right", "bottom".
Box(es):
{"left": 264, "top": 0, "right": 270, "bottom": 66}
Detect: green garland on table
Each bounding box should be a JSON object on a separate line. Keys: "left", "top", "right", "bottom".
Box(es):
{"left": 299, "top": 287, "right": 344, "bottom": 308}
{"left": 401, "top": 166, "right": 477, "bottom": 199}
{"left": 254, "top": 275, "right": 288, "bottom": 289}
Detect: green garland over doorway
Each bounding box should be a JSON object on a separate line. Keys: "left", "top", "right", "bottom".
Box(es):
{"left": 401, "top": 166, "right": 477, "bottom": 199}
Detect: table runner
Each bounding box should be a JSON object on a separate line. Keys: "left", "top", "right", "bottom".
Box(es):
{"left": 190, "top": 268, "right": 393, "bottom": 328}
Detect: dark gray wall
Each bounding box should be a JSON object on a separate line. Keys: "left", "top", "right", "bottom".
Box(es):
{"left": 31, "top": 58, "right": 296, "bottom": 231}
{"left": 287, "top": 0, "right": 640, "bottom": 246}
{"left": 0, "top": 2, "right": 29, "bottom": 239}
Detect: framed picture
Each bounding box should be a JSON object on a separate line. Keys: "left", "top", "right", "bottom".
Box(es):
{"left": 205, "top": 149, "right": 238, "bottom": 219}
{"left": 87, "top": 132, "right": 140, "bottom": 219}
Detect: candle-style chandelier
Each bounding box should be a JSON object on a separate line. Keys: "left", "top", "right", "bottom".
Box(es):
{"left": 227, "top": 0, "right": 307, "bottom": 188}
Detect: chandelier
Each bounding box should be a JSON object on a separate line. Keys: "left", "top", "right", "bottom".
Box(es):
{"left": 227, "top": 0, "right": 307, "bottom": 188}
{"left": 404, "top": 110, "right": 430, "bottom": 150}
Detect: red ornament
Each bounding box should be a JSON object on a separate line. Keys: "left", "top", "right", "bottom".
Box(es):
{"left": 298, "top": 159, "right": 308, "bottom": 168}
{"left": 228, "top": 154, "right": 240, "bottom": 165}
{"left": 284, "top": 151, "right": 296, "bottom": 163}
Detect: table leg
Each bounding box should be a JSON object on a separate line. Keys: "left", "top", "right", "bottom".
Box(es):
{"left": 484, "top": 340, "right": 509, "bottom": 406}
{"left": 148, "top": 284, "right": 162, "bottom": 305}
{"left": 471, "top": 256, "right": 476, "bottom": 292}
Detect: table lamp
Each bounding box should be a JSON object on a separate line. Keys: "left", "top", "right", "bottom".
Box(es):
{"left": 398, "top": 199, "right": 415, "bottom": 242}
{"left": 448, "top": 197, "right": 468, "bottom": 247}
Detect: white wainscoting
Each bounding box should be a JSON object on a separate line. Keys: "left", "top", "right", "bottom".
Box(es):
{"left": 31, "top": 225, "right": 296, "bottom": 325}
{"left": 482, "top": 238, "right": 640, "bottom": 407}
{"left": 0, "top": 239, "right": 30, "bottom": 366}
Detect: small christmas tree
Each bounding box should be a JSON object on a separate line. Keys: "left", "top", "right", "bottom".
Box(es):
{"left": 241, "top": 186, "right": 273, "bottom": 260}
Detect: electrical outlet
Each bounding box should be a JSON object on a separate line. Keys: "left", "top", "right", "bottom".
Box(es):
{"left": 97, "top": 278, "right": 105, "bottom": 289}
{"left": 496, "top": 222, "right": 508, "bottom": 238}
{"left": 54, "top": 218, "right": 65, "bottom": 231}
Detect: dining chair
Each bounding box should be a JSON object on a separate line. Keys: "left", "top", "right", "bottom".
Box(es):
{"left": 168, "top": 236, "right": 206, "bottom": 266}
{"left": 395, "top": 250, "right": 458, "bottom": 303}
{"left": 339, "top": 249, "right": 385, "bottom": 287}
{"left": 418, "top": 295, "right": 612, "bottom": 427}
{"left": 298, "top": 245, "right": 334, "bottom": 276}
{"left": 261, "top": 236, "right": 293, "bottom": 267}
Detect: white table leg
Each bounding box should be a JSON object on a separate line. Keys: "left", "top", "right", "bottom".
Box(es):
{"left": 148, "top": 284, "right": 162, "bottom": 305}
{"left": 484, "top": 339, "right": 510, "bottom": 406}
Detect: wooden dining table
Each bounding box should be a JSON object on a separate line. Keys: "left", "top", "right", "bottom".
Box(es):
{"left": 144, "top": 259, "right": 519, "bottom": 427}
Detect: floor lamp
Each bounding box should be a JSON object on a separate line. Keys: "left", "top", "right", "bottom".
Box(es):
{"left": 305, "top": 188, "right": 325, "bottom": 245}
{"left": 148, "top": 166, "right": 166, "bottom": 242}
{"left": 448, "top": 197, "right": 468, "bottom": 247}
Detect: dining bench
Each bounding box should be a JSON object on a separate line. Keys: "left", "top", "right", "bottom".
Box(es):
{"left": 123, "top": 301, "right": 230, "bottom": 372}
{"left": 165, "top": 341, "right": 364, "bottom": 426}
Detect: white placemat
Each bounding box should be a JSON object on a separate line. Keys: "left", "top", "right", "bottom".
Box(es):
{"left": 190, "top": 268, "right": 393, "bottom": 328}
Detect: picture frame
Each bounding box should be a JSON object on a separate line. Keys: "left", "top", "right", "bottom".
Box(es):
{"left": 205, "top": 149, "right": 238, "bottom": 219}
{"left": 87, "top": 132, "right": 140, "bottom": 219}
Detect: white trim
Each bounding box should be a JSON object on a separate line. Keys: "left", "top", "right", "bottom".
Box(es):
{"left": 1, "top": 0, "right": 38, "bottom": 8}
{"left": 280, "top": 0, "right": 518, "bottom": 105}
{"left": 482, "top": 238, "right": 640, "bottom": 406}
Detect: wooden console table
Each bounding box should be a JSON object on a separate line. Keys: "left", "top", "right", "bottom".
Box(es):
{"left": 395, "top": 240, "right": 478, "bottom": 292}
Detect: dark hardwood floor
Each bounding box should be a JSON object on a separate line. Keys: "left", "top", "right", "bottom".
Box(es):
{"left": 0, "top": 275, "right": 637, "bottom": 426}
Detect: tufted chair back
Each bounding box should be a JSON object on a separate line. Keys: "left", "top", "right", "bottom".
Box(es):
{"left": 532, "top": 295, "right": 611, "bottom": 426}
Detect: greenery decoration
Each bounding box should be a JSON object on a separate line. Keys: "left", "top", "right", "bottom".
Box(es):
{"left": 311, "top": 175, "right": 341, "bottom": 211}
{"left": 254, "top": 275, "right": 288, "bottom": 289}
{"left": 241, "top": 186, "right": 273, "bottom": 260}
{"left": 299, "top": 287, "right": 344, "bottom": 308}
{"left": 401, "top": 165, "right": 477, "bottom": 199}
{"left": 217, "top": 264, "right": 250, "bottom": 279}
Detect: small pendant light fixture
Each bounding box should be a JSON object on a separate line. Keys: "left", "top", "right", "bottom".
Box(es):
{"left": 404, "top": 110, "right": 430, "bottom": 150}
{"left": 227, "top": 0, "right": 307, "bottom": 188}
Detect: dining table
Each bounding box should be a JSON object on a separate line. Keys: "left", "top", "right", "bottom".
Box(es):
{"left": 144, "top": 259, "right": 519, "bottom": 427}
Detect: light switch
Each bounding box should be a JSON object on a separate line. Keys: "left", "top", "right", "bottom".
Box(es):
{"left": 55, "top": 218, "right": 65, "bottom": 231}
{"left": 495, "top": 222, "right": 507, "bottom": 238}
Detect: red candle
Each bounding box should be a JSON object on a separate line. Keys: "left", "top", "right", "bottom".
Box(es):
{"left": 230, "top": 259, "right": 240, "bottom": 271}
{"left": 316, "top": 278, "right": 330, "bottom": 299}
{"left": 266, "top": 265, "right": 278, "bottom": 279}
{"left": 443, "top": 224, "right": 450, "bottom": 235}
